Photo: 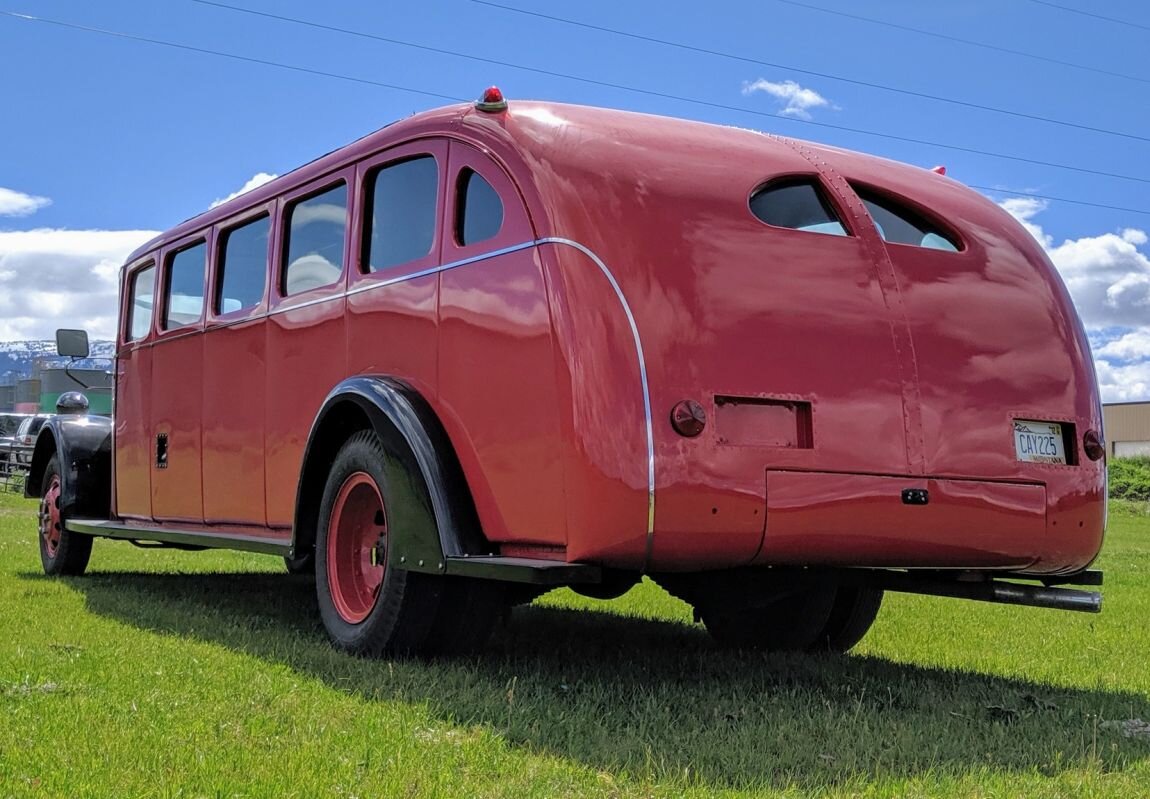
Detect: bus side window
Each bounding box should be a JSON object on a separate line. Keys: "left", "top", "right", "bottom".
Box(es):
{"left": 363, "top": 156, "right": 438, "bottom": 272}
{"left": 455, "top": 168, "right": 504, "bottom": 246}
{"left": 749, "top": 179, "right": 848, "bottom": 237}
{"left": 216, "top": 214, "right": 270, "bottom": 314}
{"left": 125, "top": 262, "right": 156, "bottom": 342}
{"left": 162, "top": 242, "right": 206, "bottom": 330}
{"left": 282, "top": 182, "right": 347, "bottom": 296}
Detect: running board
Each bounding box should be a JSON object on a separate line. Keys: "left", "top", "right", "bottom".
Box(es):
{"left": 65, "top": 518, "right": 292, "bottom": 556}
{"left": 443, "top": 556, "right": 601, "bottom": 585}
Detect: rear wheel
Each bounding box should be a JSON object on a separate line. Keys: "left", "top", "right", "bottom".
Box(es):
{"left": 314, "top": 430, "right": 503, "bottom": 656}
{"left": 700, "top": 585, "right": 837, "bottom": 651}
{"left": 38, "top": 457, "right": 92, "bottom": 576}
{"left": 810, "top": 587, "right": 883, "bottom": 653}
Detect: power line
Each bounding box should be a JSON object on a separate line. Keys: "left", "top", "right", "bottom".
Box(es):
{"left": 770, "top": 0, "right": 1150, "bottom": 85}
{"left": 968, "top": 186, "right": 1150, "bottom": 217}
{"left": 189, "top": 0, "right": 1150, "bottom": 189}
{"left": 0, "top": 10, "right": 465, "bottom": 104}
{"left": 471, "top": 0, "right": 1150, "bottom": 145}
{"left": 6, "top": 8, "right": 1150, "bottom": 217}
{"left": 1022, "top": 0, "right": 1150, "bottom": 33}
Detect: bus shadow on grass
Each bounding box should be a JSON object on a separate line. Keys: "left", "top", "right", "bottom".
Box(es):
{"left": 60, "top": 570, "right": 1150, "bottom": 789}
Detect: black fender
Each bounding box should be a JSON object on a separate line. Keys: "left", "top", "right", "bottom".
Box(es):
{"left": 291, "top": 376, "right": 487, "bottom": 574}
{"left": 25, "top": 415, "right": 113, "bottom": 519}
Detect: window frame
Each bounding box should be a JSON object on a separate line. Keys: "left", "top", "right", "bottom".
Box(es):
{"left": 441, "top": 140, "right": 532, "bottom": 261}
{"left": 156, "top": 234, "right": 209, "bottom": 339}
{"left": 349, "top": 139, "right": 447, "bottom": 293}
{"left": 272, "top": 168, "right": 354, "bottom": 309}
{"left": 122, "top": 258, "right": 158, "bottom": 346}
{"left": 208, "top": 202, "right": 275, "bottom": 326}
{"left": 747, "top": 174, "right": 854, "bottom": 238}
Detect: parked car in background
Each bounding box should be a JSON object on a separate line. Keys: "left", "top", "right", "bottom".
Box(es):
{"left": 13, "top": 414, "right": 51, "bottom": 465}
{"left": 0, "top": 413, "right": 32, "bottom": 471}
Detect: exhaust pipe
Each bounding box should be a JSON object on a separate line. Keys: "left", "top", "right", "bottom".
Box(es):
{"left": 853, "top": 570, "right": 1102, "bottom": 613}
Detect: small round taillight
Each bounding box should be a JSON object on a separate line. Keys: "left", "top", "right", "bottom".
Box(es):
{"left": 670, "top": 400, "right": 706, "bottom": 438}
{"left": 1083, "top": 429, "right": 1106, "bottom": 462}
{"left": 475, "top": 86, "right": 507, "bottom": 113}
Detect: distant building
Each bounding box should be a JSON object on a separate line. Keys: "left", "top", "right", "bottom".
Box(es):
{"left": 14, "top": 378, "right": 40, "bottom": 414}
{"left": 39, "top": 368, "right": 113, "bottom": 415}
{"left": 1103, "top": 401, "right": 1150, "bottom": 459}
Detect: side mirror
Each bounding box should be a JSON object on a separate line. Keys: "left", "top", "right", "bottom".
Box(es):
{"left": 56, "top": 328, "right": 90, "bottom": 359}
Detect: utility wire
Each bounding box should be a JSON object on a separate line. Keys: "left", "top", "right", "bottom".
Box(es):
{"left": 1022, "top": 0, "right": 1150, "bottom": 33}
{"left": 0, "top": 10, "right": 465, "bottom": 104}
{"left": 968, "top": 186, "right": 1150, "bottom": 217}
{"left": 189, "top": 0, "right": 1150, "bottom": 189}
{"left": 771, "top": 0, "right": 1150, "bottom": 85}
{"left": 471, "top": 0, "right": 1150, "bottom": 145}
{"left": 6, "top": 8, "right": 1150, "bottom": 217}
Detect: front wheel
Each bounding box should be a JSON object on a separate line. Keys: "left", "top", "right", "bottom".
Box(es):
{"left": 38, "top": 457, "right": 93, "bottom": 576}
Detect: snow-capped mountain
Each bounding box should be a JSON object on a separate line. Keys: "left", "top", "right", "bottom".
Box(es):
{"left": 0, "top": 340, "right": 115, "bottom": 380}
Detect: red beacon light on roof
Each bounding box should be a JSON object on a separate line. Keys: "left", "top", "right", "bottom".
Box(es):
{"left": 476, "top": 86, "right": 508, "bottom": 113}
{"left": 931, "top": 165, "right": 947, "bottom": 175}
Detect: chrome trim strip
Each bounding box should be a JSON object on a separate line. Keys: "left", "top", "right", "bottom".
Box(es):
{"left": 537, "top": 237, "right": 657, "bottom": 566}
{"left": 345, "top": 241, "right": 539, "bottom": 296}
{"left": 224, "top": 241, "right": 541, "bottom": 322}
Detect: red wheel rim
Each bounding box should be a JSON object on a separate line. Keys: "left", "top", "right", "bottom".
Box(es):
{"left": 39, "top": 475, "right": 63, "bottom": 558}
{"left": 326, "top": 472, "right": 387, "bottom": 624}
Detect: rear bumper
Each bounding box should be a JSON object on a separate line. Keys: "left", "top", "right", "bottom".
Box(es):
{"left": 752, "top": 470, "right": 1104, "bottom": 575}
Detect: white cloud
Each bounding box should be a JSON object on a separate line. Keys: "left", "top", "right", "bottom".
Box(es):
{"left": 742, "top": 78, "right": 834, "bottom": 120}
{"left": 209, "top": 172, "right": 277, "bottom": 209}
{"left": 0, "top": 228, "right": 158, "bottom": 340}
{"left": 1002, "top": 198, "right": 1150, "bottom": 330}
{"left": 1095, "top": 329, "right": 1150, "bottom": 362}
{"left": 1000, "top": 198, "right": 1150, "bottom": 401}
{"left": 0, "top": 187, "right": 51, "bottom": 217}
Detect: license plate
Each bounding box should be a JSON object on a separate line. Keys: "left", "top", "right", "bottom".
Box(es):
{"left": 1014, "top": 420, "right": 1066, "bottom": 464}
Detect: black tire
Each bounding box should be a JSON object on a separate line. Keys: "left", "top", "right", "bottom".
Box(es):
{"left": 315, "top": 431, "right": 445, "bottom": 656}
{"left": 38, "top": 456, "right": 93, "bottom": 577}
{"left": 283, "top": 550, "right": 315, "bottom": 575}
{"left": 811, "top": 587, "right": 883, "bottom": 653}
{"left": 701, "top": 585, "right": 837, "bottom": 651}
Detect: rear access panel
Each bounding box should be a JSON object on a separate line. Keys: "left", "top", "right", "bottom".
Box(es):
{"left": 758, "top": 471, "right": 1046, "bottom": 569}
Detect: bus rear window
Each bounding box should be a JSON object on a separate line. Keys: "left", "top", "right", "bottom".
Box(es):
{"left": 855, "top": 187, "right": 961, "bottom": 252}
{"left": 750, "top": 180, "right": 847, "bottom": 237}
{"left": 283, "top": 183, "right": 347, "bottom": 295}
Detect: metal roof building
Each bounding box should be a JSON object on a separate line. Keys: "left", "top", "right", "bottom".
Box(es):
{"left": 1103, "top": 401, "right": 1150, "bottom": 458}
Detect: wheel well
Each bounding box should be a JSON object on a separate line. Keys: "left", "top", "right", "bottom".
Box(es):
{"left": 292, "top": 401, "right": 373, "bottom": 559}
{"left": 26, "top": 429, "right": 57, "bottom": 498}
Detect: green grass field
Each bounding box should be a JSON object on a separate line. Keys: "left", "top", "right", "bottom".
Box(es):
{"left": 1, "top": 490, "right": 1148, "bottom": 798}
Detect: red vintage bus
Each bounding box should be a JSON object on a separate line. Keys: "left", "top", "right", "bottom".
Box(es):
{"left": 29, "top": 89, "right": 1107, "bottom": 656}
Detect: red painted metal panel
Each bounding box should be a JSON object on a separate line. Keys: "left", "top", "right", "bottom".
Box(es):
{"left": 761, "top": 471, "right": 1050, "bottom": 570}
{"left": 201, "top": 205, "right": 275, "bottom": 526}
{"left": 202, "top": 316, "right": 267, "bottom": 525}
{"left": 264, "top": 169, "right": 353, "bottom": 527}
{"left": 114, "top": 343, "right": 152, "bottom": 520}
{"left": 437, "top": 141, "right": 565, "bottom": 547}
{"left": 149, "top": 331, "right": 205, "bottom": 522}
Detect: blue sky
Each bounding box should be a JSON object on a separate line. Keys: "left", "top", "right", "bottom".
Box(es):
{"left": 1, "top": 0, "right": 1148, "bottom": 400}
